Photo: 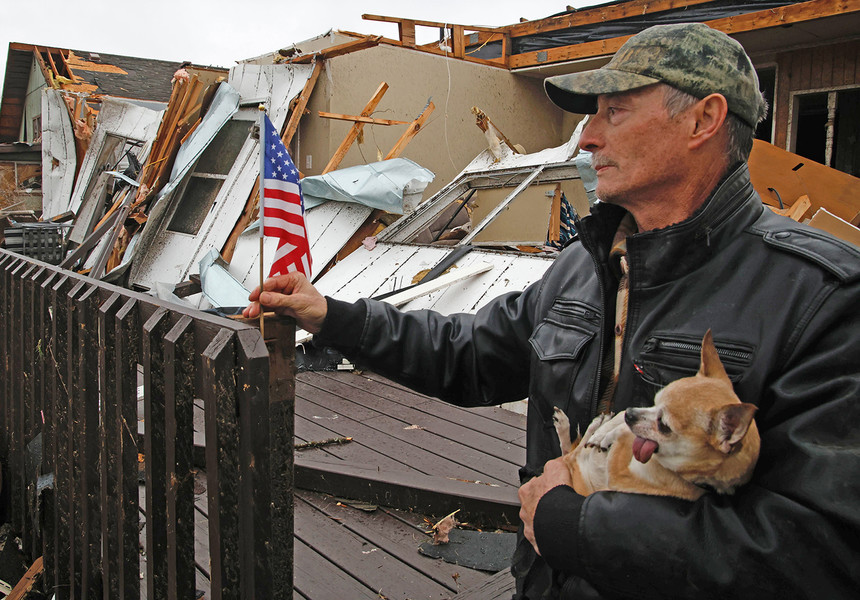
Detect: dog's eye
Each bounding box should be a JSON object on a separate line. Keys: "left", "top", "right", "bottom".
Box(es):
{"left": 658, "top": 415, "right": 672, "bottom": 435}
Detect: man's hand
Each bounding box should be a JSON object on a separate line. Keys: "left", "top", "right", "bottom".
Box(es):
{"left": 243, "top": 272, "right": 328, "bottom": 333}
{"left": 518, "top": 457, "right": 573, "bottom": 556}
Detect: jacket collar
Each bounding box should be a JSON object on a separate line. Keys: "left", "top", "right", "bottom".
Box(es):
{"left": 578, "top": 163, "right": 764, "bottom": 288}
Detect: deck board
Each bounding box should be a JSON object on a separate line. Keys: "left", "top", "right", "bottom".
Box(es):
{"left": 297, "top": 388, "right": 512, "bottom": 485}
{"left": 181, "top": 370, "right": 526, "bottom": 599}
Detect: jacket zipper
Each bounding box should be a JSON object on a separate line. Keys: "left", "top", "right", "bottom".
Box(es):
{"left": 550, "top": 301, "right": 601, "bottom": 323}
{"left": 642, "top": 337, "right": 753, "bottom": 362}
{"left": 573, "top": 210, "right": 608, "bottom": 420}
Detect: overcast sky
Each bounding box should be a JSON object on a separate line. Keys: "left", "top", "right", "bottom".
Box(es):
{"left": 1, "top": 0, "right": 606, "bottom": 94}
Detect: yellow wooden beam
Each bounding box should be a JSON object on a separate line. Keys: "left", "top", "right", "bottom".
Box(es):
{"left": 509, "top": 0, "right": 860, "bottom": 69}
{"left": 318, "top": 111, "right": 410, "bottom": 126}
{"left": 322, "top": 81, "right": 391, "bottom": 174}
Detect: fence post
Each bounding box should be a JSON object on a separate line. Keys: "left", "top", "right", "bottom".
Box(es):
{"left": 264, "top": 317, "right": 296, "bottom": 600}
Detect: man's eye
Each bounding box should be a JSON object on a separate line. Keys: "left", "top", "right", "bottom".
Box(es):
{"left": 658, "top": 416, "right": 672, "bottom": 435}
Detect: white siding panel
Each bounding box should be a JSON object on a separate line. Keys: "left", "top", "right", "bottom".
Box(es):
{"left": 40, "top": 89, "right": 77, "bottom": 220}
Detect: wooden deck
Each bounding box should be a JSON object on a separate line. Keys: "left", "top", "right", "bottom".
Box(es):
{"left": 177, "top": 370, "right": 526, "bottom": 599}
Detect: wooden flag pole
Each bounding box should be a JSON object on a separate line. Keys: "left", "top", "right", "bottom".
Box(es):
{"left": 258, "top": 104, "right": 267, "bottom": 339}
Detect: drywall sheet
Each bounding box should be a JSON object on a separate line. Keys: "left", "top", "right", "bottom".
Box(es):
{"left": 302, "top": 158, "right": 434, "bottom": 212}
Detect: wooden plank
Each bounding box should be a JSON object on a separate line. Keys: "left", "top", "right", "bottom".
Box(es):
{"left": 75, "top": 284, "right": 103, "bottom": 597}
{"left": 263, "top": 318, "right": 295, "bottom": 600}
{"left": 317, "top": 111, "right": 409, "bottom": 126}
{"left": 505, "top": 0, "right": 717, "bottom": 37}
{"left": 202, "top": 330, "right": 241, "bottom": 600}
{"left": 296, "top": 391, "right": 490, "bottom": 480}
{"left": 35, "top": 269, "right": 59, "bottom": 571}
{"left": 164, "top": 316, "right": 196, "bottom": 600}
{"left": 299, "top": 373, "right": 524, "bottom": 467}
{"left": 296, "top": 490, "right": 491, "bottom": 593}
{"left": 399, "top": 19, "right": 416, "bottom": 47}
{"left": 322, "top": 81, "right": 390, "bottom": 174}
{"left": 385, "top": 101, "right": 435, "bottom": 160}
{"left": 5, "top": 556, "right": 43, "bottom": 600}
{"left": 295, "top": 458, "right": 520, "bottom": 531}
{"left": 45, "top": 273, "right": 73, "bottom": 595}
{"left": 98, "top": 292, "right": 124, "bottom": 600}
{"left": 343, "top": 370, "right": 528, "bottom": 432}
{"left": 20, "top": 264, "right": 38, "bottom": 556}
{"left": 282, "top": 60, "right": 323, "bottom": 148}
{"left": 382, "top": 262, "right": 494, "bottom": 307}
{"left": 456, "top": 567, "right": 516, "bottom": 599}
{"left": 143, "top": 307, "right": 171, "bottom": 600}
{"left": 296, "top": 390, "right": 430, "bottom": 473}
{"left": 286, "top": 36, "right": 383, "bottom": 64}
{"left": 236, "top": 328, "right": 274, "bottom": 599}
{"left": 508, "top": 0, "right": 860, "bottom": 69}
{"left": 293, "top": 496, "right": 452, "bottom": 600}
{"left": 296, "top": 384, "right": 516, "bottom": 486}
{"left": 362, "top": 14, "right": 499, "bottom": 33}
{"left": 115, "top": 298, "right": 142, "bottom": 600}
{"left": 293, "top": 539, "right": 379, "bottom": 600}
{"left": 64, "top": 279, "right": 88, "bottom": 594}
{"left": 294, "top": 414, "right": 413, "bottom": 470}
{"left": 8, "top": 262, "right": 27, "bottom": 543}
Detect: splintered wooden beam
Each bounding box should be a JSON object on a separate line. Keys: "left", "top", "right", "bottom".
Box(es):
{"left": 6, "top": 556, "right": 43, "bottom": 600}
{"left": 472, "top": 106, "right": 520, "bottom": 154}
{"left": 509, "top": 0, "right": 860, "bottom": 68}
{"left": 282, "top": 60, "right": 323, "bottom": 148}
{"left": 399, "top": 19, "right": 417, "bottom": 47}
{"left": 317, "top": 111, "right": 409, "bottom": 126}
{"left": 322, "top": 81, "right": 390, "bottom": 174}
{"left": 285, "top": 36, "right": 383, "bottom": 64}
{"left": 504, "top": 0, "right": 717, "bottom": 37}
{"left": 362, "top": 14, "right": 499, "bottom": 33}
{"left": 384, "top": 101, "right": 435, "bottom": 160}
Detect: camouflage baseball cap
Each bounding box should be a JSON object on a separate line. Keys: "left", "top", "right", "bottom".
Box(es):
{"left": 544, "top": 23, "right": 766, "bottom": 127}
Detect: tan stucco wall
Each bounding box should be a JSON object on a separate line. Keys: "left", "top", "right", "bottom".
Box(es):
{"left": 296, "top": 45, "right": 569, "bottom": 198}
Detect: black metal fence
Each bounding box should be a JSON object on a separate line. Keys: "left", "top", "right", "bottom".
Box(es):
{"left": 0, "top": 248, "right": 295, "bottom": 600}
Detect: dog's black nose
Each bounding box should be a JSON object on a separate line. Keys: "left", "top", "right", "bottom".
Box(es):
{"left": 625, "top": 410, "right": 640, "bottom": 427}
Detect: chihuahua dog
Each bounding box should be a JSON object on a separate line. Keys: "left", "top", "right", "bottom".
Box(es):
{"left": 553, "top": 330, "right": 760, "bottom": 500}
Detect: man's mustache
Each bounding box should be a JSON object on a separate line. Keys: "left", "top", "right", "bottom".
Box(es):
{"left": 591, "top": 156, "right": 618, "bottom": 170}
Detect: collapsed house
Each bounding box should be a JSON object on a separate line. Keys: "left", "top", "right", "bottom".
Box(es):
{"left": 1, "top": 0, "right": 859, "bottom": 309}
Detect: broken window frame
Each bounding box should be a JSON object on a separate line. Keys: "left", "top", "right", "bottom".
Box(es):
{"left": 165, "top": 112, "right": 256, "bottom": 237}
{"left": 378, "top": 160, "right": 582, "bottom": 248}
{"left": 787, "top": 84, "right": 860, "bottom": 174}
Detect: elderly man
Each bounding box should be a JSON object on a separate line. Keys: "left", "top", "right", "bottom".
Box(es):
{"left": 245, "top": 23, "right": 860, "bottom": 599}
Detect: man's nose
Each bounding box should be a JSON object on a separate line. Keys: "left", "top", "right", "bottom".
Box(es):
{"left": 578, "top": 114, "right": 601, "bottom": 153}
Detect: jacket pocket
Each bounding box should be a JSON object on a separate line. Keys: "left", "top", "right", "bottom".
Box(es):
{"left": 633, "top": 332, "right": 754, "bottom": 386}
{"left": 529, "top": 300, "right": 600, "bottom": 415}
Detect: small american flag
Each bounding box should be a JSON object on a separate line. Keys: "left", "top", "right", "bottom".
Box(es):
{"left": 261, "top": 113, "right": 312, "bottom": 278}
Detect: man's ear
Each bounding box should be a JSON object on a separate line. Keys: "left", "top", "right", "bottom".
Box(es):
{"left": 688, "top": 93, "right": 728, "bottom": 150}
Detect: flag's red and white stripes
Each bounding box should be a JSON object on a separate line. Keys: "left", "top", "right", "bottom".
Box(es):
{"left": 260, "top": 113, "right": 312, "bottom": 278}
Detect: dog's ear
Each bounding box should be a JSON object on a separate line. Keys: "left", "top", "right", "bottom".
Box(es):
{"left": 715, "top": 403, "right": 757, "bottom": 453}
{"left": 698, "top": 329, "right": 730, "bottom": 384}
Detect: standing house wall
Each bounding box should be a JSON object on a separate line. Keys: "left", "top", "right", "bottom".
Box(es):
{"left": 770, "top": 38, "right": 860, "bottom": 150}
{"left": 299, "top": 45, "right": 565, "bottom": 198}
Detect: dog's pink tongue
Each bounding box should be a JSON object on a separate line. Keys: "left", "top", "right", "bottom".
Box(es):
{"left": 632, "top": 437, "right": 658, "bottom": 463}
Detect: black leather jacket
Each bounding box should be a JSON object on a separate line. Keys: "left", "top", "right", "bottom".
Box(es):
{"left": 316, "top": 164, "right": 860, "bottom": 599}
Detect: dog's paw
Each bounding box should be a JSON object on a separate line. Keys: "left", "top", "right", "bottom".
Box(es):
{"left": 553, "top": 407, "right": 572, "bottom": 454}
{"left": 583, "top": 413, "right": 613, "bottom": 447}
{"left": 585, "top": 412, "right": 627, "bottom": 451}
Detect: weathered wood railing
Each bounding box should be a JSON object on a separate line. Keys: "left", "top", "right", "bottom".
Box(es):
{"left": 0, "top": 248, "right": 295, "bottom": 599}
